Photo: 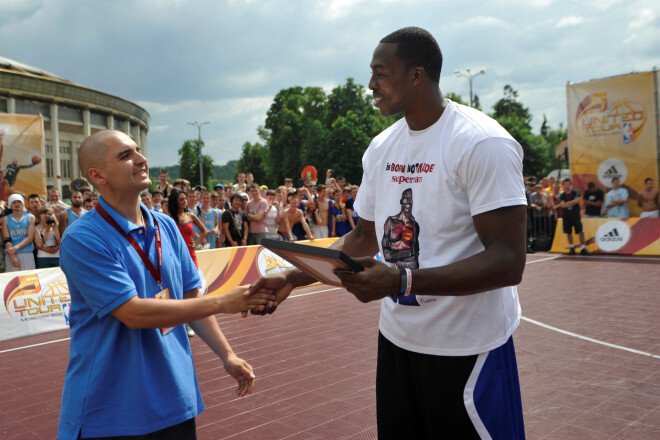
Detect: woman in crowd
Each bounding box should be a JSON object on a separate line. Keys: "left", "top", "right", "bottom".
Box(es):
{"left": 167, "top": 188, "right": 208, "bottom": 337}
{"left": 168, "top": 188, "right": 208, "bottom": 268}
{"left": 34, "top": 206, "right": 61, "bottom": 268}
{"left": 265, "top": 189, "right": 283, "bottom": 241}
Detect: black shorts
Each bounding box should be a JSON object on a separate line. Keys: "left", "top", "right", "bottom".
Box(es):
{"left": 80, "top": 418, "right": 196, "bottom": 440}
{"left": 376, "top": 332, "right": 525, "bottom": 439}
{"left": 562, "top": 215, "right": 583, "bottom": 234}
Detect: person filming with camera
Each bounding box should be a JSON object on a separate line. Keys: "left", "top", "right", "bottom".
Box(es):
{"left": 34, "top": 206, "right": 61, "bottom": 268}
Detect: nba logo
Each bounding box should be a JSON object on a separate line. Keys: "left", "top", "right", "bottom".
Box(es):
{"left": 622, "top": 122, "right": 633, "bottom": 144}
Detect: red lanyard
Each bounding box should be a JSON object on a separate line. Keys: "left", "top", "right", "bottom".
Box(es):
{"left": 96, "top": 203, "right": 163, "bottom": 288}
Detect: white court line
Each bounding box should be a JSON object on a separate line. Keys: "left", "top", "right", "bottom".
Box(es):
{"left": 525, "top": 255, "right": 561, "bottom": 264}
{"left": 0, "top": 337, "right": 70, "bottom": 354}
{"left": 2, "top": 257, "right": 657, "bottom": 358}
{"left": 521, "top": 316, "right": 660, "bottom": 359}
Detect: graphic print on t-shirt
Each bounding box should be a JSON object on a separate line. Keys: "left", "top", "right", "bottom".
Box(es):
{"left": 382, "top": 188, "right": 420, "bottom": 306}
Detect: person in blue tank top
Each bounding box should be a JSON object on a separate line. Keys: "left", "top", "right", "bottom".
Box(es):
{"left": 194, "top": 192, "right": 219, "bottom": 249}
{"left": 58, "top": 189, "right": 86, "bottom": 236}
{"left": 2, "top": 193, "right": 36, "bottom": 271}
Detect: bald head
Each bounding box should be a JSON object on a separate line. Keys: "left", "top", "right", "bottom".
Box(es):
{"left": 78, "top": 130, "right": 127, "bottom": 181}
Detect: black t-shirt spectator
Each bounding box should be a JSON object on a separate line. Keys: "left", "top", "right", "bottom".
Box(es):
{"left": 221, "top": 209, "right": 247, "bottom": 246}
{"left": 558, "top": 189, "right": 581, "bottom": 218}
{"left": 583, "top": 188, "right": 604, "bottom": 216}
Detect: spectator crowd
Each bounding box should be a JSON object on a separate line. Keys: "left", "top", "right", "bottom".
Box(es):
{"left": 3, "top": 168, "right": 658, "bottom": 273}
{"left": 523, "top": 174, "right": 659, "bottom": 252}
{"left": 0, "top": 168, "right": 363, "bottom": 273}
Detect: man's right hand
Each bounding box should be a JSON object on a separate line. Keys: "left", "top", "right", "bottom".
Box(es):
{"left": 244, "top": 272, "right": 295, "bottom": 316}
{"left": 220, "top": 285, "right": 275, "bottom": 315}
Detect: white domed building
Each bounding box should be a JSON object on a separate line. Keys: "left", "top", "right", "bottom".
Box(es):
{"left": 0, "top": 56, "right": 149, "bottom": 197}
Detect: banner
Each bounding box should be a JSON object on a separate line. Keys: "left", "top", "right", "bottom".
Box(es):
{"left": 0, "top": 114, "right": 46, "bottom": 201}
{"left": 197, "top": 238, "right": 337, "bottom": 296}
{"left": 566, "top": 71, "right": 658, "bottom": 217}
{"left": 0, "top": 239, "right": 338, "bottom": 342}
{"left": 551, "top": 218, "right": 660, "bottom": 255}
{"left": 0, "top": 268, "right": 70, "bottom": 341}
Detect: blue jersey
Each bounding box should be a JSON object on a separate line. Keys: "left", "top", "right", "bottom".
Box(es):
{"left": 58, "top": 197, "right": 202, "bottom": 438}
{"left": 6, "top": 213, "right": 33, "bottom": 252}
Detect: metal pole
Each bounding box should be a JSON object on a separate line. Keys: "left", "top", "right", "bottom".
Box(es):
{"left": 454, "top": 68, "right": 486, "bottom": 107}
{"left": 188, "top": 121, "right": 209, "bottom": 187}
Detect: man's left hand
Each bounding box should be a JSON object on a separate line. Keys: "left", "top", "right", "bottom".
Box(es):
{"left": 334, "top": 257, "right": 399, "bottom": 303}
{"left": 223, "top": 354, "right": 256, "bottom": 397}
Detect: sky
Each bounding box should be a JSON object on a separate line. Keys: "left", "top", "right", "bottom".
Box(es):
{"left": 1, "top": 0, "right": 658, "bottom": 167}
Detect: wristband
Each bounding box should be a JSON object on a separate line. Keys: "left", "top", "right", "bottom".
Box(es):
{"left": 399, "top": 268, "right": 406, "bottom": 294}
{"left": 3, "top": 237, "right": 11, "bottom": 246}
{"left": 399, "top": 268, "right": 413, "bottom": 296}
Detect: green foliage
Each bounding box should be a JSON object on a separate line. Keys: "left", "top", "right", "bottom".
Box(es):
{"left": 491, "top": 85, "right": 566, "bottom": 178}
{"left": 241, "top": 78, "right": 396, "bottom": 186}
{"left": 236, "top": 142, "right": 269, "bottom": 185}
{"left": 177, "top": 139, "right": 214, "bottom": 188}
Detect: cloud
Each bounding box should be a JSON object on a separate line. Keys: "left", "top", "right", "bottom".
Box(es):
{"left": 556, "top": 15, "right": 584, "bottom": 28}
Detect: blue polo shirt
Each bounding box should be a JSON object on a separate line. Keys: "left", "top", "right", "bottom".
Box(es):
{"left": 58, "top": 197, "right": 203, "bottom": 439}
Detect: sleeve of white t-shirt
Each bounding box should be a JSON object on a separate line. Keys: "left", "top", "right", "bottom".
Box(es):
{"left": 455, "top": 137, "right": 527, "bottom": 216}
{"left": 353, "top": 146, "right": 376, "bottom": 222}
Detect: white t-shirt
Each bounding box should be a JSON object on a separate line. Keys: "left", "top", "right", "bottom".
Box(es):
{"left": 354, "top": 100, "right": 527, "bottom": 356}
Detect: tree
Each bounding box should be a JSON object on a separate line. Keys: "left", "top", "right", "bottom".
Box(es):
{"left": 491, "top": 85, "right": 553, "bottom": 177}
{"left": 177, "top": 139, "right": 214, "bottom": 188}
{"left": 252, "top": 78, "right": 396, "bottom": 186}
{"left": 236, "top": 142, "right": 269, "bottom": 186}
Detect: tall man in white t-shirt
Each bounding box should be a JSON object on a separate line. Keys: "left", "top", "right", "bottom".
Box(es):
{"left": 248, "top": 27, "right": 527, "bottom": 439}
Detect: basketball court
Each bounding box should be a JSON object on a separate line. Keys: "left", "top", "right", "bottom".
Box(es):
{"left": 1, "top": 252, "right": 658, "bottom": 439}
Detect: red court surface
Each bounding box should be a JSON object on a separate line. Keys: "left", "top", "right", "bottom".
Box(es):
{"left": 1, "top": 252, "right": 659, "bottom": 439}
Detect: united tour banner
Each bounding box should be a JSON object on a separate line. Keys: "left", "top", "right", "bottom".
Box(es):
{"left": 566, "top": 71, "right": 659, "bottom": 217}
{"left": 0, "top": 114, "right": 46, "bottom": 201}
{"left": 0, "top": 239, "right": 338, "bottom": 342}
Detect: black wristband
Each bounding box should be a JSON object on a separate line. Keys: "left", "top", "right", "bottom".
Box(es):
{"left": 399, "top": 268, "right": 407, "bottom": 295}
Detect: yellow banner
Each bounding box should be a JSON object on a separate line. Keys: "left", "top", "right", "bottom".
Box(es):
{"left": 551, "top": 218, "right": 660, "bottom": 255}
{"left": 566, "top": 71, "right": 658, "bottom": 217}
{"left": 0, "top": 114, "right": 46, "bottom": 201}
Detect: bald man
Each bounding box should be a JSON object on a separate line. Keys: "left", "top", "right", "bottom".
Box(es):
{"left": 57, "top": 130, "right": 274, "bottom": 439}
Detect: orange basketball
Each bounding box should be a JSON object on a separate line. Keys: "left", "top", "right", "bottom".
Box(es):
{"left": 32, "top": 155, "right": 41, "bottom": 164}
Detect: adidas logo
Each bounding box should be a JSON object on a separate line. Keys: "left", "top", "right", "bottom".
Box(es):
{"left": 599, "top": 228, "right": 624, "bottom": 242}
{"left": 602, "top": 166, "right": 621, "bottom": 180}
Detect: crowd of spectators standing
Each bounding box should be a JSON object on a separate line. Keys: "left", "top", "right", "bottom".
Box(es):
{"left": 4, "top": 168, "right": 657, "bottom": 273}
{"left": 523, "top": 174, "right": 659, "bottom": 252}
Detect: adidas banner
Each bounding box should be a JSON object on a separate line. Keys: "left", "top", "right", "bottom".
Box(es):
{"left": 551, "top": 218, "right": 660, "bottom": 255}
{"left": 566, "top": 71, "right": 659, "bottom": 217}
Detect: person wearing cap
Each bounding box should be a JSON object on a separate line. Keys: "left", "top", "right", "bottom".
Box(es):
{"left": 1, "top": 193, "right": 36, "bottom": 271}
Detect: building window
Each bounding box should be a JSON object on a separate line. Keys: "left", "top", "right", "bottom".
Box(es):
{"left": 60, "top": 159, "right": 71, "bottom": 179}
{"left": 0, "top": 99, "right": 7, "bottom": 113}
{"left": 62, "top": 185, "right": 71, "bottom": 200}
{"left": 59, "top": 106, "right": 83, "bottom": 122}
{"left": 15, "top": 100, "right": 50, "bottom": 117}
{"left": 45, "top": 144, "right": 53, "bottom": 153}
{"left": 114, "top": 118, "right": 126, "bottom": 131}
{"left": 90, "top": 111, "right": 106, "bottom": 126}
{"left": 130, "top": 124, "right": 137, "bottom": 138}
{"left": 46, "top": 158, "right": 54, "bottom": 178}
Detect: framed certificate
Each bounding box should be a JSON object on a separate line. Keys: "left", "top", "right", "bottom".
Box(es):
{"left": 260, "top": 238, "right": 363, "bottom": 287}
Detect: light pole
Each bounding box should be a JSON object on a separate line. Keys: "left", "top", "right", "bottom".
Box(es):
{"left": 454, "top": 68, "right": 486, "bottom": 107}
{"left": 187, "top": 121, "right": 209, "bottom": 187}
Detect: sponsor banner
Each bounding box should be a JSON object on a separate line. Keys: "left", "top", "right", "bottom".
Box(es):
{"left": 0, "top": 268, "right": 70, "bottom": 342}
{"left": 197, "top": 238, "right": 337, "bottom": 295}
{"left": 0, "top": 239, "right": 339, "bottom": 342}
{"left": 551, "top": 218, "right": 660, "bottom": 255}
{"left": 0, "top": 114, "right": 46, "bottom": 201}
{"left": 566, "top": 71, "right": 658, "bottom": 217}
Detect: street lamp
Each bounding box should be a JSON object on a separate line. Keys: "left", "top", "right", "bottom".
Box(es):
{"left": 187, "top": 121, "right": 210, "bottom": 187}
{"left": 454, "top": 68, "right": 486, "bottom": 107}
